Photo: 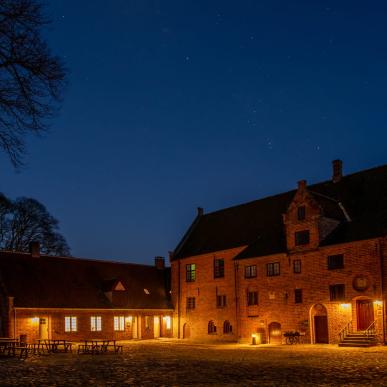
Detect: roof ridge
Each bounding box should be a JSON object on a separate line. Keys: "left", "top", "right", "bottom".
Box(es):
{"left": 201, "top": 163, "right": 387, "bottom": 218}
{"left": 0, "top": 250, "right": 159, "bottom": 269}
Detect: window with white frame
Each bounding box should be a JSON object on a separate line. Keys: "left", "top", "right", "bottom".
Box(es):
{"left": 114, "top": 316, "right": 125, "bottom": 331}
{"left": 90, "top": 316, "right": 102, "bottom": 331}
{"left": 65, "top": 316, "right": 77, "bottom": 332}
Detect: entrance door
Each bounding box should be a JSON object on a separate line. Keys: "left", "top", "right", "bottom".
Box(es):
{"left": 154, "top": 316, "right": 160, "bottom": 338}
{"left": 314, "top": 316, "right": 328, "bottom": 343}
{"left": 39, "top": 317, "right": 49, "bottom": 340}
{"left": 183, "top": 323, "right": 190, "bottom": 339}
{"left": 268, "top": 322, "right": 282, "bottom": 344}
{"left": 357, "top": 300, "right": 374, "bottom": 330}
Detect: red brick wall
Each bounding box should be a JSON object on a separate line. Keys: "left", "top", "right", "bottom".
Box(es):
{"left": 236, "top": 238, "right": 383, "bottom": 344}
{"left": 171, "top": 238, "right": 384, "bottom": 344}
{"left": 172, "top": 246, "right": 246, "bottom": 341}
{"left": 11, "top": 309, "right": 173, "bottom": 343}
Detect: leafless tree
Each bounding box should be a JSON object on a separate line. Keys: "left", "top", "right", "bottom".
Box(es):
{"left": 0, "top": 194, "right": 70, "bottom": 256}
{"left": 0, "top": 0, "right": 66, "bottom": 167}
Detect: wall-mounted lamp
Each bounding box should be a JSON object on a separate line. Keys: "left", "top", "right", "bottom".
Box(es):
{"left": 373, "top": 300, "right": 383, "bottom": 307}
{"left": 31, "top": 317, "right": 39, "bottom": 324}
{"left": 339, "top": 303, "right": 351, "bottom": 310}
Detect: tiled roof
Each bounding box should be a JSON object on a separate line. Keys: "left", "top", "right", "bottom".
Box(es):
{"left": 173, "top": 164, "right": 387, "bottom": 260}
{"left": 0, "top": 252, "right": 172, "bottom": 309}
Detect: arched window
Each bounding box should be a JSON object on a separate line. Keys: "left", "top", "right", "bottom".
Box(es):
{"left": 208, "top": 320, "right": 216, "bottom": 334}
{"left": 223, "top": 320, "right": 232, "bottom": 334}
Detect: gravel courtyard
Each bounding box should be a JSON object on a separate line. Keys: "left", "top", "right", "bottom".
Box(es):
{"left": 1, "top": 340, "right": 387, "bottom": 386}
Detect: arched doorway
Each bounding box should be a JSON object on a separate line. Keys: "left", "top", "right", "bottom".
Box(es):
{"left": 311, "top": 304, "right": 328, "bottom": 343}
{"left": 268, "top": 322, "right": 282, "bottom": 344}
{"left": 183, "top": 323, "right": 190, "bottom": 339}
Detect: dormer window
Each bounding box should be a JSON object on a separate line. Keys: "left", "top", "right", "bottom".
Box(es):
{"left": 297, "top": 206, "right": 306, "bottom": 220}
{"left": 295, "top": 230, "right": 310, "bottom": 246}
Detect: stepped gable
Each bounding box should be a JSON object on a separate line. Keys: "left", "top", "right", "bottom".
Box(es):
{"left": 173, "top": 164, "right": 387, "bottom": 260}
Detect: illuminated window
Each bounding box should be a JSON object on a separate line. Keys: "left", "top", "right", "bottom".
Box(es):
{"left": 214, "top": 259, "right": 224, "bottom": 278}
{"left": 328, "top": 254, "right": 344, "bottom": 270}
{"left": 144, "top": 288, "right": 150, "bottom": 294}
{"left": 297, "top": 206, "right": 306, "bottom": 220}
{"left": 90, "top": 316, "right": 102, "bottom": 331}
{"left": 186, "top": 264, "right": 196, "bottom": 282}
{"left": 216, "top": 295, "right": 226, "bottom": 308}
{"left": 65, "top": 316, "right": 77, "bottom": 332}
{"left": 247, "top": 291, "right": 258, "bottom": 306}
{"left": 114, "top": 316, "right": 125, "bottom": 331}
{"left": 295, "top": 289, "right": 303, "bottom": 303}
{"left": 245, "top": 265, "right": 257, "bottom": 278}
{"left": 208, "top": 320, "right": 216, "bottom": 334}
{"left": 295, "top": 230, "right": 310, "bottom": 245}
{"left": 267, "top": 262, "right": 280, "bottom": 277}
{"left": 186, "top": 297, "right": 196, "bottom": 310}
{"left": 329, "top": 284, "right": 345, "bottom": 301}
{"left": 223, "top": 320, "right": 232, "bottom": 334}
{"left": 293, "top": 260, "right": 301, "bottom": 274}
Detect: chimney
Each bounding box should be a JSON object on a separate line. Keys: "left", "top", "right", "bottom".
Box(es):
{"left": 29, "top": 241, "right": 40, "bottom": 258}
{"left": 154, "top": 256, "right": 165, "bottom": 270}
{"left": 297, "top": 180, "right": 307, "bottom": 192}
{"left": 332, "top": 159, "right": 343, "bottom": 183}
{"left": 197, "top": 207, "right": 204, "bottom": 216}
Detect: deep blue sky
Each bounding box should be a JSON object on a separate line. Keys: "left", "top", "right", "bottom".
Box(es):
{"left": 1, "top": 1, "right": 386, "bottom": 264}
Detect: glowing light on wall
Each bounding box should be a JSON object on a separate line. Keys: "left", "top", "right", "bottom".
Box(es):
{"left": 340, "top": 303, "right": 351, "bottom": 310}
{"left": 373, "top": 300, "right": 383, "bottom": 306}
{"left": 31, "top": 317, "right": 39, "bottom": 324}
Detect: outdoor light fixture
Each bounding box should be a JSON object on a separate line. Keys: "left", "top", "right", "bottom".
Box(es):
{"left": 31, "top": 317, "right": 39, "bottom": 324}
{"left": 340, "top": 303, "right": 351, "bottom": 310}
{"left": 374, "top": 300, "right": 383, "bottom": 306}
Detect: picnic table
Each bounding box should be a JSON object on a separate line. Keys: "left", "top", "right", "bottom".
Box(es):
{"left": 36, "top": 339, "right": 73, "bottom": 353}
{"left": 77, "top": 339, "right": 123, "bottom": 354}
{"left": 0, "top": 338, "right": 27, "bottom": 359}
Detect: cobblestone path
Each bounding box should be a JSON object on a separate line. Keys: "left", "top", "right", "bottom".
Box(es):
{"left": 0, "top": 341, "right": 386, "bottom": 386}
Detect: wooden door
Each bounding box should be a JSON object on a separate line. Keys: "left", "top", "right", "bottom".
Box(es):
{"left": 314, "top": 316, "right": 328, "bottom": 343}
{"left": 268, "top": 322, "right": 282, "bottom": 344}
{"left": 154, "top": 316, "right": 160, "bottom": 338}
{"left": 183, "top": 323, "right": 190, "bottom": 339}
{"left": 39, "top": 317, "right": 49, "bottom": 340}
{"left": 357, "top": 300, "right": 374, "bottom": 330}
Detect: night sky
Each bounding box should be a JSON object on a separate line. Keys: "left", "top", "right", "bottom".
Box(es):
{"left": 1, "top": 1, "right": 386, "bottom": 264}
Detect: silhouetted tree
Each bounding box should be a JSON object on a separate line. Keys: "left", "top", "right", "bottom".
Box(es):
{"left": 0, "top": 0, "right": 66, "bottom": 167}
{"left": 0, "top": 194, "right": 70, "bottom": 256}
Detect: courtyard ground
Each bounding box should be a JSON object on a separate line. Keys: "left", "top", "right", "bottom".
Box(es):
{"left": 0, "top": 340, "right": 387, "bottom": 386}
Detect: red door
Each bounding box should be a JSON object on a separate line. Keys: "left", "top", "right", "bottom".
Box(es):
{"left": 314, "top": 316, "right": 328, "bottom": 343}
{"left": 357, "top": 300, "right": 374, "bottom": 330}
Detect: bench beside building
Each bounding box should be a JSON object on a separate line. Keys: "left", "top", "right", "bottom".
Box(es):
{"left": 170, "top": 161, "right": 387, "bottom": 344}
{"left": 0, "top": 251, "right": 173, "bottom": 342}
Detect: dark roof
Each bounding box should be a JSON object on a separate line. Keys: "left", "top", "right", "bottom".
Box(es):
{"left": 0, "top": 252, "right": 172, "bottom": 309}
{"left": 173, "top": 164, "right": 387, "bottom": 260}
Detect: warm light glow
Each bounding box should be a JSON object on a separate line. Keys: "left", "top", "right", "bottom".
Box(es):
{"left": 251, "top": 333, "right": 257, "bottom": 338}
{"left": 125, "top": 316, "right": 133, "bottom": 324}
{"left": 340, "top": 303, "right": 351, "bottom": 310}
{"left": 374, "top": 300, "right": 383, "bottom": 306}
{"left": 271, "top": 330, "right": 281, "bottom": 336}
{"left": 31, "top": 317, "right": 39, "bottom": 324}
{"left": 163, "top": 316, "right": 171, "bottom": 330}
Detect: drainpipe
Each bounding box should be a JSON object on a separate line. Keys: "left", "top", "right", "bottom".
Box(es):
{"left": 379, "top": 238, "right": 386, "bottom": 343}
{"left": 234, "top": 261, "right": 240, "bottom": 340}
{"left": 178, "top": 259, "right": 181, "bottom": 339}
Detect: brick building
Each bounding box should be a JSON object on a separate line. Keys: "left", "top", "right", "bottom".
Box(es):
{"left": 170, "top": 161, "right": 387, "bottom": 344}
{"left": 0, "top": 248, "right": 173, "bottom": 342}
